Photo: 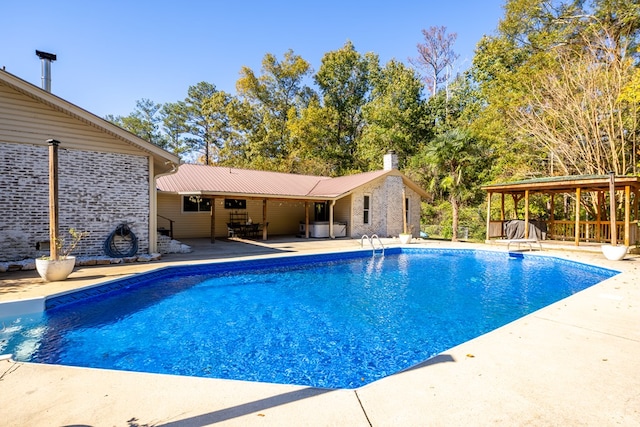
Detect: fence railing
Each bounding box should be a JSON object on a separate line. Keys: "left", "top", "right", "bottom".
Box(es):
{"left": 488, "top": 220, "right": 638, "bottom": 244}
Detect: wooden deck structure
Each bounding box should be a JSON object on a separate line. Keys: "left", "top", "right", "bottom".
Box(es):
{"left": 483, "top": 175, "right": 640, "bottom": 247}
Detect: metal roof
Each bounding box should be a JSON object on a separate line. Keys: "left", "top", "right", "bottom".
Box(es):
{"left": 157, "top": 164, "right": 428, "bottom": 200}
{"left": 482, "top": 175, "right": 640, "bottom": 194}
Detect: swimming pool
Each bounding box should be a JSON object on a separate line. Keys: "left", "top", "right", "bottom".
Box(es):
{"left": 0, "top": 248, "right": 618, "bottom": 389}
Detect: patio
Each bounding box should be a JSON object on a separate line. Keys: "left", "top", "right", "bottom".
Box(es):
{"left": 1, "top": 237, "right": 639, "bottom": 426}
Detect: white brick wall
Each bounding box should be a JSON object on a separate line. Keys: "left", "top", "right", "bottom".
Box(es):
{"left": 0, "top": 142, "right": 150, "bottom": 261}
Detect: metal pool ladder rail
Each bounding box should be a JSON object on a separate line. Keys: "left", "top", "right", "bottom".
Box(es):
{"left": 360, "top": 234, "right": 385, "bottom": 256}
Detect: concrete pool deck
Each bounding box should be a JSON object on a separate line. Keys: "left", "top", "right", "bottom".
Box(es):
{"left": 1, "top": 237, "right": 639, "bottom": 426}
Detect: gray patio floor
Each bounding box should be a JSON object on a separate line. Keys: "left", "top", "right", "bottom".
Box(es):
{"left": 1, "top": 237, "right": 639, "bottom": 426}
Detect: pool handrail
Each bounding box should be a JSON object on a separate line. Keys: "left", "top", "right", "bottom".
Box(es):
{"left": 360, "top": 234, "right": 385, "bottom": 256}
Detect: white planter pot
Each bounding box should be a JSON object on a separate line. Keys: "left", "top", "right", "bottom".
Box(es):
{"left": 35, "top": 256, "right": 76, "bottom": 282}
{"left": 399, "top": 233, "right": 413, "bottom": 244}
{"left": 601, "top": 244, "right": 628, "bottom": 261}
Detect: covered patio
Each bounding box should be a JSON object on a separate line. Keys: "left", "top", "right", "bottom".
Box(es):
{"left": 483, "top": 175, "right": 640, "bottom": 247}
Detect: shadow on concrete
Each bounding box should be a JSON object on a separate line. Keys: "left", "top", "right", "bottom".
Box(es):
{"left": 398, "top": 354, "right": 456, "bottom": 374}
{"left": 161, "top": 237, "right": 294, "bottom": 262}
{"left": 154, "top": 387, "right": 334, "bottom": 427}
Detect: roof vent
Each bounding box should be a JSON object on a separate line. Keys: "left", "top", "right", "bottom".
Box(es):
{"left": 35, "top": 50, "right": 57, "bottom": 92}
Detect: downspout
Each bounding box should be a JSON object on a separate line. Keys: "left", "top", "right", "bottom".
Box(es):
{"left": 329, "top": 200, "right": 336, "bottom": 239}
{"left": 150, "top": 161, "right": 179, "bottom": 253}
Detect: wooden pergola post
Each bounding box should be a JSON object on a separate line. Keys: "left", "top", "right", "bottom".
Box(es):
{"left": 550, "top": 193, "right": 555, "bottom": 239}
{"left": 485, "top": 192, "right": 492, "bottom": 241}
{"left": 625, "top": 185, "right": 631, "bottom": 246}
{"left": 596, "top": 191, "right": 603, "bottom": 241}
{"left": 47, "top": 139, "right": 60, "bottom": 260}
{"left": 609, "top": 173, "right": 617, "bottom": 246}
{"left": 575, "top": 187, "right": 581, "bottom": 246}
{"left": 524, "top": 190, "right": 530, "bottom": 239}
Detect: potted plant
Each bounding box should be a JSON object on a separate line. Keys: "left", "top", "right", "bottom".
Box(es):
{"left": 36, "top": 228, "right": 88, "bottom": 282}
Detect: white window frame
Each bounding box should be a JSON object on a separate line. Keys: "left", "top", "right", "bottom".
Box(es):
{"left": 182, "top": 195, "right": 212, "bottom": 213}
{"left": 363, "top": 193, "right": 371, "bottom": 224}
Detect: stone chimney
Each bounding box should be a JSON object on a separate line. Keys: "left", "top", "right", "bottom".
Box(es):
{"left": 383, "top": 150, "right": 398, "bottom": 170}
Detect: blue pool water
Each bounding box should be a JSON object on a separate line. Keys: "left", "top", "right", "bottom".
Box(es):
{"left": 0, "top": 248, "right": 617, "bottom": 389}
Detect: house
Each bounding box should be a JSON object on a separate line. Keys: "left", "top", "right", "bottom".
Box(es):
{"left": 0, "top": 69, "right": 179, "bottom": 262}
{"left": 156, "top": 152, "right": 428, "bottom": 241}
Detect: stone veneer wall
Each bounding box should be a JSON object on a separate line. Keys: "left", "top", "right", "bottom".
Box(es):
{"left": 349, "top": 175, "right": 422, "bottom": 238}
{"left": 0, "top": 142, "right": 150, "bottom": 261}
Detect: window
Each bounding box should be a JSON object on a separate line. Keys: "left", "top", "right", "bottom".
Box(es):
{"left": 314, "top": 202, "right": 329, "bottom": 221}
{"left": 363, "top": 194, "right": 370, "bottom": 224}
{"left": 405, "top": 197, "right": 410, "bottom": 225}
{"left": 183, "top": 196, "right": 212, "bottom": 212}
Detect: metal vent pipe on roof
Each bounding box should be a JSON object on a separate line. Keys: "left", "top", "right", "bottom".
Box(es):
{"left": 35, "top": 50, "right": 57, "bottom": 92}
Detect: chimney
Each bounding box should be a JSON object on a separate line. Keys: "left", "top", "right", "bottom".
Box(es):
{"left": 35, "top": 50, "right": 57, "bottom": 92}
{"left": 383, "top": 150, "right": 398, "bottom": 170}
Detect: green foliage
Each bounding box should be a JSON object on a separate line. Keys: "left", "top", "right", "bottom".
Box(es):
{"left": 183, "top": 82, "right": 221, "bottom": 165}
{"left": 314, "top": 41, "right": 379, "bottom": 173}
{"left": 421, "top": 200, "right": 486, "bottom": 241}
{"left": 106, "top": 99, "right": 167, "bottom": 148}
{"left": 359, "top": 60, "right": 429, "bottom": 170}
{"left": 235, "top": 50, "right": 314, "bottom": 171}
{"left": 472, "top": 0, "right": 640, "bottom": 179}
{"left": 159, "top": 101, "right": 190, "bottom": 156}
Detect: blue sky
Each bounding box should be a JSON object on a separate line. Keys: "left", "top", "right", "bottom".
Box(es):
{"left": 2, "top": 1, "right": 505, "bottom": 118}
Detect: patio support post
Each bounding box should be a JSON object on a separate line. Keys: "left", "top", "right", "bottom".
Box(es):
{"left": 625, "top": 185, "right": 630, "bottom": 246}
{"left": 262, "top": 199, "right": 268, "bottom": 240}
{"left": 524, "top": 190, "right": 530, "bottom": 239}
{"left": 485, "top": 192, "right": 491, "bottom": 241}
{"left": 575, "top": 187, "right": 581, "bottom": 246}
{"left": 47, "top": 139, "right": 60, "bottom": 260}
{"left": 210, "top": 198, "right": 215, "bottom": 243}
{"left": 305, "top": 201, "right": 310, "bottom": 238}
{"left": 329, "top": 200, "right": 336, "bottom": 239}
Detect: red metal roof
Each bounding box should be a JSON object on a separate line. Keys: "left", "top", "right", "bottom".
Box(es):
{"left": 157, "top": 164, "right": 428, "bottom": 199}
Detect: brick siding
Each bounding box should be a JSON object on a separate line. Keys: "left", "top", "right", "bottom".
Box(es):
{"left": 0, "top": 142, "right": 150, "bottom": 261}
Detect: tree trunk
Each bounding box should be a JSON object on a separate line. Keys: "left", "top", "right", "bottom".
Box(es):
{"left": 451, "top": 196, "right": 459, "bottom": 242}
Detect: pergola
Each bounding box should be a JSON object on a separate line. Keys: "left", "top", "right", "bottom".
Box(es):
{"left": 482, "top": 175, "right": 640, "bottom": 246}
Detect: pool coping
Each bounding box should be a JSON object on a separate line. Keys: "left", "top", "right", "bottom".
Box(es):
{"left": 1, "top": 239, "right": 639, "bottom": 426}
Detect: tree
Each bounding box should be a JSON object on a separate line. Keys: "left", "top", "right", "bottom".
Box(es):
{"left": 183, "top": 82, "right": 221, "bottom": 165}
{"left": 235, "top": 50, "right": 313, "bottom": 171}
{"left": 315, "top": 41, "right": 378, "bottom": 173}
{"left": 411, "top": 128, "right": 487, "bottom": 241}
{"left": 105, "top": 99, "right": 167, "bottom": 148}
{"left": 159, "top": 101, "right": 190, "bottom": 157}
{"left": 410, "top": 26, "right": 460, "bottom": 96}
{"left": 359, "top": 59, "right": 428, "bottom": 170}
{"left": 512, "top": 25, "right": 639, "bottom": 175}
{"left": 287, "top": 98, "right": 340, "bottom": 175}
{"left": 472, "top": 0, "right": 640, "bottom": 180}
